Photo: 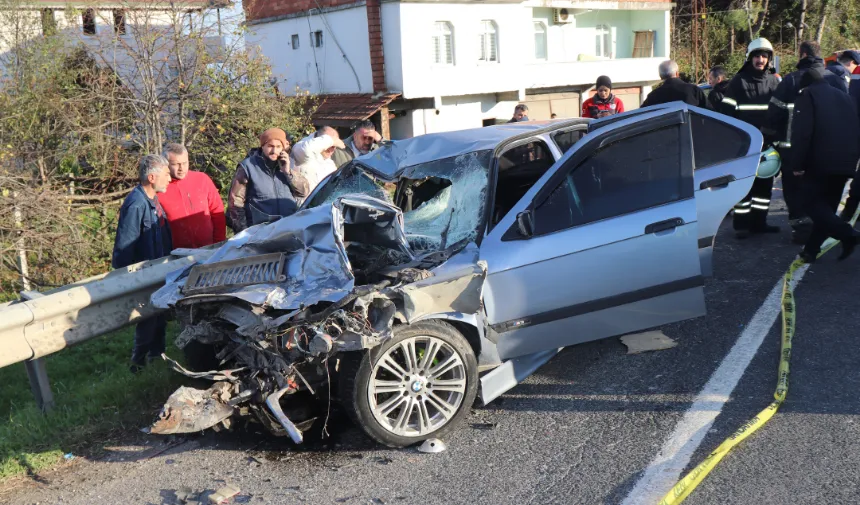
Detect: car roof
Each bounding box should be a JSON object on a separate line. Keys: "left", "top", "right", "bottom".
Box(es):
{"left": 357, "top": 119, "right": 586, "bottom": 177}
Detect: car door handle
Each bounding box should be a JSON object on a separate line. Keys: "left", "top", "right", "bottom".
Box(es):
{"left": 699, "top": 174, "right": 736, "bottom": 190}
{"left": 645, "top": 218, "right": 684, "bottom": 234}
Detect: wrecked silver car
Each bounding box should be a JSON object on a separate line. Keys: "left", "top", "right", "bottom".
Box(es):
{"left": 151, "top": 103, "right": 764, "bottom": 447}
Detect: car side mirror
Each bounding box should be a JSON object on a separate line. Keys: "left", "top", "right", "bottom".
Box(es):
{"left": 516, "top": 210, "right": 534, "bottom": 238}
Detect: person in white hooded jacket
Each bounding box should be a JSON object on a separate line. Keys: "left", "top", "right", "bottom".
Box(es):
{"left": 291, "top": 126, "right": 346, "bottom": 193}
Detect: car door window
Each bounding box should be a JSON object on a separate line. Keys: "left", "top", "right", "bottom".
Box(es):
{"left": 531, "top": 124, "right": 685, "bottom": 236}
{"left": 552, "top": 129, "right": 585, "bottom": 155}
{"left": 690, "top": 113, "right": 750, "bottom": 169}
{"left": 491, "top": 140, "right": 554, "bottom": 228}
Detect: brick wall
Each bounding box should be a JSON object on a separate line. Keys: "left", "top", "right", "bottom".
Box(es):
{"left": 244, "top": 0, "right": 360, "bottom": 21}
{"left": 366, "top": 0, "right": 385, "bottom": 92}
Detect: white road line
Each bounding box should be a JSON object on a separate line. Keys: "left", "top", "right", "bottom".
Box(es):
{"left": 620, "top": 264, "right": 809, "bottom": 505}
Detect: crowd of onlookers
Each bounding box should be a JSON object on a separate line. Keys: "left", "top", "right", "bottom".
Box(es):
{"left": 112, "top": 120, "right": 384, "bottom": 370}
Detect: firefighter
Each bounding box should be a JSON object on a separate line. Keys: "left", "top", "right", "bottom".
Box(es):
{"left": 721, "top": 38, "right": 781, "bottom": 238}
{"left": 765, "top": 41, "right": 848, "bottom": 244}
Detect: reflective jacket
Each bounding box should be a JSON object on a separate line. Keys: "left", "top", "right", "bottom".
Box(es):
{"left": 720, "top": 62, "right": 780, "bottom": 133}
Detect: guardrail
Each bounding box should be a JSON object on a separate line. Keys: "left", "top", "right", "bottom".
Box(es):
{"left": 0, "top": 249, "right": 215, "bottom": 411}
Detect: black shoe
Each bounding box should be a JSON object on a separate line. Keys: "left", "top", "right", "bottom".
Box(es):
{"left": 130, "top": 362, "right": 145, "bottom": 374}
{"left": 798, "top": 250, "right": 817, "bottom": 264}
{"left": 750, "top": 224, "right": 781, "bottom": 234}
{"left": 838, "top": 232, "right": 860, "bottom": 261}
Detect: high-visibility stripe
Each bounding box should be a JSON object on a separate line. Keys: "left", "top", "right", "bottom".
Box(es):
{"left": 775, "top": 141, "right": 792, "bottom": 148}
{"left": 752, "top": 197, "right": 771, "bottom": 203}
{"left": 722, "top": 97, "right": 738, "bottom": 107}
{"left": 752, "top": 204, "right": 770, "bottom": 210}
{"left": 734, "top": 208, "right": 751, "bottom": 214}
{"left": 735, "top": 201, "right": 752, "bottom": 207}
{"left": 737, "top": 104, "right": 770, "bottom": 111}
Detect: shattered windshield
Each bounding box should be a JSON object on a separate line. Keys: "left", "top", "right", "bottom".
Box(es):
{"left": 308, "top": 151, "right": 492, "bottom": 251}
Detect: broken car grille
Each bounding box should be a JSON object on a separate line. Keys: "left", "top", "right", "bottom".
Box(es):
{"left": 183, "top": 253, "right": 287, "bottom": 295}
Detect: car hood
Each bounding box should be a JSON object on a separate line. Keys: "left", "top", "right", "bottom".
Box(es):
{"left": 152, "top": 195, "right": 485, "bottom": 320}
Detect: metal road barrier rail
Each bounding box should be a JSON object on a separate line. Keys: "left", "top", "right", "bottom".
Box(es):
{"left": 0, "top": 248, "right": 216, "bottom": 410}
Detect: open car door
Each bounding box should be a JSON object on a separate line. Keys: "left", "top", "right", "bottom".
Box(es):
{"left": 481, "top": 103, "right": 710, "bottom": 361}
{"left": 686, "top": 106, "right": 762, "bottom": 275}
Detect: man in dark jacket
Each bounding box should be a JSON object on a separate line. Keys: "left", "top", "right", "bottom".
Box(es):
{"left": 839, "top": 50, "right": 860, "bottom": 220}
{"left": 765, "top": 41, "right": 848, "bottom": 244}
{"left": 721, "top": 38, "right": 781, "bottom": 237}
{"left": 112, "top": 154, "right": 173, "bottom": 371}
{"left": 707, "top": 66, "right": 730, "bottom": 111}
{"left": 227, "top": 128, "right": 309, "bottom": 233}
{"left": 790, "top": 67, "right": 860, "bottom": 262}
{"left": 641, "top": 60, "right": 708, "bottom": 108}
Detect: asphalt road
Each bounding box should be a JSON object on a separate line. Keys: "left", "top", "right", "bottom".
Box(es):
{"left": 7, "top": 191, "right": 860, "bottom": 505}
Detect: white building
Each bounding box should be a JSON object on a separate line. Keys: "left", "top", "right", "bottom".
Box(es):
{"left": 0, "top": 1, "right": 238, "bottom": 90}
{"left": 244, "top": 0, "right": 671, "bottom": 139}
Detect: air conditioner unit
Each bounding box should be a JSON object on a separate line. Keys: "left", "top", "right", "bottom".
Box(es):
{"left": 553, "top": 8, "right": 573, "bottom": 24}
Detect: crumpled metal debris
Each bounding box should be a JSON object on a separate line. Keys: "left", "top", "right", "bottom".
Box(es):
{"left": 148, "top": 194, "right": 490, "bottom": 442}
{"left": 150, "top": 383, "right": 234, "bottom": 435}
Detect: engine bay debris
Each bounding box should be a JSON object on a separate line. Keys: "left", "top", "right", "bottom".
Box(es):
{"left": 148, "top": 194, "right": 487, "bottom": 442}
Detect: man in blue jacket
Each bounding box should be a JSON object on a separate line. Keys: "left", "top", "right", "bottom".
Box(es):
{"left": 112, "top": 154, "right": 173, "bottom": 371}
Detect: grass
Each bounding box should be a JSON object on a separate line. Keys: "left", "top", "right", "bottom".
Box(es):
{"left": 0, "top": 323, "right": 185, "bottom": 480}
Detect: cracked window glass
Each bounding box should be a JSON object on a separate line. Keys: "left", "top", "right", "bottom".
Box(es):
{"left": 308, "top": 151, "right": 491, "bottom": 251}
{"left": 401, "top": 150, "right": 491, "bottom": 250}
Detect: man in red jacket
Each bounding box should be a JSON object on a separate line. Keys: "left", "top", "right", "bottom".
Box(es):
{"left": 158, "top": 143, "right": 226, "bottom": 249}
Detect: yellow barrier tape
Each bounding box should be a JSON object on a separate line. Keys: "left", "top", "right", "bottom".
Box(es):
{"left": 658, "top": 207, "right": 859, "bottom": 505}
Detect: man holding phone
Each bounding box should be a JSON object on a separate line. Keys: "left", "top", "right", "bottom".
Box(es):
{"left": 227, "top": 128, "right": 309, "bottom": 233}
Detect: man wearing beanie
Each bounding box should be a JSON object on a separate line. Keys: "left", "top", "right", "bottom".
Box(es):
{"left": 581, "top": 76, "right": 625, "bottom": 118}
{"left": 641, "top": 60, "right": 708, "bottom": 108}
{"left": 227, "top": 127, "right": 310, "bottom": 233}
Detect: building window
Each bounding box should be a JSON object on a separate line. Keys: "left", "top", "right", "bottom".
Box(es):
{"left": 432, "top": 21, "right": 454, "bottom": 65}
{"left": 633, "top": 30, "right": 655, "bottom": 58}
{"left": 40, "top": 8, "right": 56, "bottom": 36}
{"left": 113, "top": 10, "right": 126, "bottom": 35}
{"left": 533, "top": 21, "right": 547, "bottom": 60}
{"left": 312, "top": 30, "right": 323, "bottom": 48}
{"left": 595, "top": 24, "right": 611, "bottom": 58}
{"left": 291, "top": 34, "right": 300, "bottom": 50}
{"left": 82, "top": 8, "right": 96, "bottom": 36}
{"left": 478, "top": 20, "right": 498, "bottom": 62}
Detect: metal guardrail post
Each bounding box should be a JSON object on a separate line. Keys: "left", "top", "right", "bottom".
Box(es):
{"left": 20, "top": 291, "right": 54, "bottom": 413}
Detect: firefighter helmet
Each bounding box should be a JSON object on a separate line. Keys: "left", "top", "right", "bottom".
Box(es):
{"left": 757, "top": 146, "right": 781, "bottom": 178}
{"left": 747, "top": 38, "right": 775, "bottom": 60}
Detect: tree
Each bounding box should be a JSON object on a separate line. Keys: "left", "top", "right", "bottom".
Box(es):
{"left": 0, "top": 0, "right": 314, "bottom": 297}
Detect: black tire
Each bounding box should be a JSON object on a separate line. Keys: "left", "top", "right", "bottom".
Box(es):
{"left": 339, "top": 320, "right": 478, "bottom": 448}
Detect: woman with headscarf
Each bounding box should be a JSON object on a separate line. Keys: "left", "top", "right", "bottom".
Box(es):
{"left": 581, "top": 75, "right": 625, "bottom": 118}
